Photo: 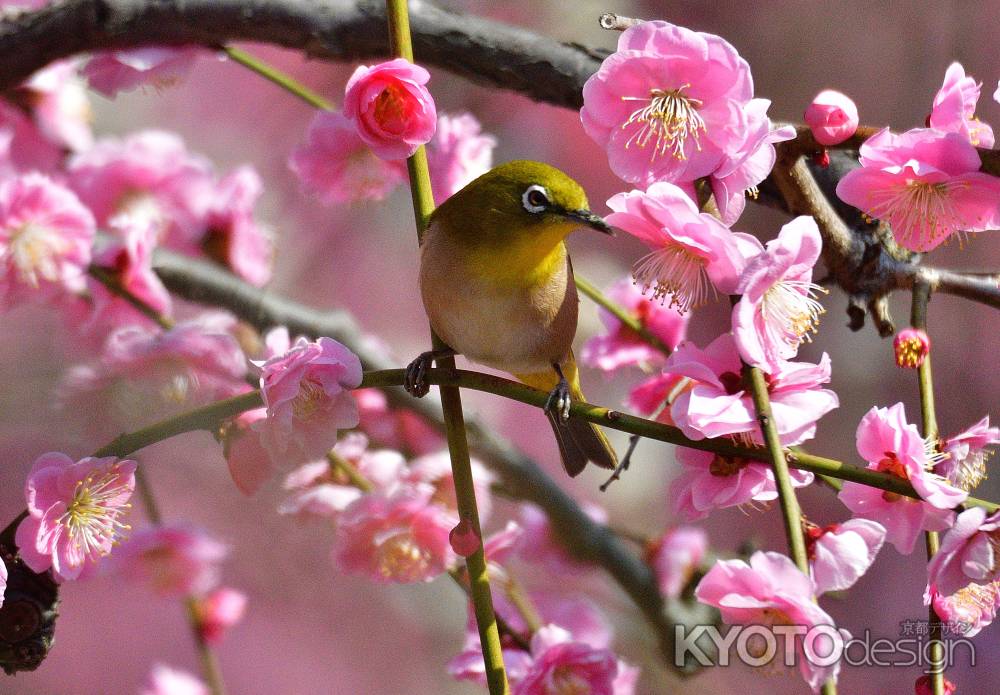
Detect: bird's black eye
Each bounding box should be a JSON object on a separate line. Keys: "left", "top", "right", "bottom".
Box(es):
{"left": 522, "top": 184, "right": 550, "bottom": 214}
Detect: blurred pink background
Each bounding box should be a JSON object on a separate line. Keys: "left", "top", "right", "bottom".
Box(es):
{"left": 3, "top": 1, "right": 1000, "bottom": 693}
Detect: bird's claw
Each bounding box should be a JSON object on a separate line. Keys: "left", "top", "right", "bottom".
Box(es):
{"left": 404, "top": 352, "right": 434, "bottom": 398}
{"left": 544, "top": 378, "right": 572, "bottom": 424}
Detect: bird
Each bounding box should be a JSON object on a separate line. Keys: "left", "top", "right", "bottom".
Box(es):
{"left": 404, "top": 160, "right": 618, "bottom": 477}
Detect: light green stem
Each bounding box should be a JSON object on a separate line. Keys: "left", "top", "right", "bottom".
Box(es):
{"left": 912, "top": 280, "right": 946, "bottom": 695}
{"left": 89, "top": 265, "right": 176, "bottom": 330}
{"left": 574, "top": 275, "right": 672, "bottom": 356}
{"left": 384, "top": 1, "right": 508, "bottom": 692}
{"left": 222, "top": 46, "right": 333, "bottom": 110}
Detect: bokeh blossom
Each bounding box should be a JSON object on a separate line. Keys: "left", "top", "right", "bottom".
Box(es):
{"left": 513, "top": 625, "right": 628, "bottom": 695}
{"left": 140, "top": 664, "right": 209, "bottom": 695}
{"left": 580, "top": 278, "right": 688, "bottom": 372}
{"left": 581, "top": 20, "right": 759, "bottom": 187}
{"left": 426, "top": 112, "right": 496, "bottom": 204}
{"left": 662, "top": 332, "right": 838, "bottom": 446}
{"left": 222, "top": 408, "right": 273, "bottom": 497}
{"left": 836, "top": 127, "right": 1000, "bottom": 252}
{"left": 839, "top": 403, "right": 964, "bottom": 554}
{"left": 647, "top": 525, "right": 707, "bottom": 598}
{"left": 289, "top": 110, "right": 407, "bottom": 204}
{"left": 82, "top": 48, "right": 201, "bottom": 98}
{"left": 201, "top": 166, "right": 273, "bottom": 287}
{"left": 194, "top": 586, "right": 247, "bottom": 643}
{"left": 16, "top": 452, "right": 137, "bottom": 582}
{"left": 19, "top": 59, "right": 93, "bottom": 153}
{"left": 354, "top": 387, "right": 443, "bottom": 455}
{"left": 929, "top": 62, "right": 994, "bottom": 148}
{"left": 803, "top": 90, "right": 859, "bottom": 146}
{"left": 343, "top": 58, "right": 436, "bottom": 160}
{"left": 256, "top": 336, "right": 363, "bottom": 466}
{"left": 0, "top": 173, "right": 95, "bottom": 310}
{"left": 732, "top": 216, "right": 826, "bottom": 369}
{"left": 805, "top": 518, "right": 886, "bottom": 594}
{"left": 405, "top": 449, "right": 494, "bottom": 522}
{"left": 517, "top": 501, "right": 607, "bottom": 576}
{"left": 937, "top": 416, "right": 1000, "bottom": 493}
{"left": 696, "top": 551, "right": 847, "bottom": 692}
{"left": 112, "top": 523, "right": 228, "bottom": 597}
{"left": 606, "top": 182, "right": 762, "bottom": 312}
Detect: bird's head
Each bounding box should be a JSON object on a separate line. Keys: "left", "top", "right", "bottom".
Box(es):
{"left": 431, "top": 160, "right": 614, "bottom": 249}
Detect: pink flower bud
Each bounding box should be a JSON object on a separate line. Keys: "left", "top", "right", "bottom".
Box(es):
{"left": 195, "top": 587, "right": 247, "bottom": 644}
{"left": 915, "top": 674, "right": 956, "bottom": 694}
{"left": 449, "top": 517, "right": 480, "bottom": 557}
{"left": 804, "top": 90, "right": 859, "bottom": 146}
{"left": 894, "top": 328, "right": 931, "bottom": 369}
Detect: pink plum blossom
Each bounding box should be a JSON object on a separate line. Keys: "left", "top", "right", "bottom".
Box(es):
{"left": 581, "top": 20, "right": 759, "bottom": 187}
{"left": 426, "top": 112, "right": 496, "bottom": 204}
{"left": 201, "top": 166, "right": 272, "bottom": 287}
{"left": 662, "top": 332, "right": 838, "bottom": 447}
{"left": 647, "top": 525, "right": 707, "bottom": 598}
{"left": 405, "top": 449, "right": 494, "bottom": 522}
{"left": 112, "top": 524, "right": 228, "bottom": 597}
{"left": 803, "top": 90, "right": 859, "bottom": 146}
{"left": 836, "top": 127, "right": 1000, "bottom": 252}
{"left": 222, "top": 408, "right": 273, "bottom": 497}
{"left": 915, "top": 675, "right": 957, "bottom": 695}
{"left": 839, "top": 404, "right": 964, "bottom": 554}
{"left": 15, "top": 452, "right": 136, "bottom": 582}
{"left": 0, "top": 100, "right": 64, "bottom": 175}
{"left": 194, "top": 586, "right": 247, "bottom": 643}
{"left": 0, "top": 173, "right": 95, "bottom": 310}
{"left": 67, "top": 130, "right": 215, "bottom": 250}
{"left": 354, "top": 387, "right": 443, "bottom": 455}
{"left": 696, "top": 551, "right": 846, "bottom": 692}
{"left": 937, "top": 416, "right": 999, "bottom": 492}
{"left": 21, "top": 60, "right": 93, "bottom": 152}
{"left": 894, "top": 327, "right": 930, "bottom": 369}
{"left": 606, "top": 182, "right": 763, "bottom": 312}
{"left": 140, "top": 664, "right": 209, "bottom": 695}
{"left": 626, "top": 370, "right": 689, "bottom": 427}
{"left": 670, "top": 446, "right": 811, "bottom": 521}
{"left": 580, "top": 278, "right": 687, "bottom": 372}
{"left": 255, "top": 336, "right": 363, "bottom": 466}
{"left": 929, "top": 62, "right": 994, "bottom": 148}
{"left": 732, "top": 216, "right": 826, "bottom": 369}
{"left": 343, "top": 58, "right": 437, "bottom": 160}
{"left": 333, "top": 487, "right": 456, "bottom": 583}
{"left": 288, "top": 110, "right": 407, "bottom": 204}
{"left": 805, "top": 518, "right": 886, "bottom": 594}
{"left": 928, "top": 580, "right": 1000, "bottom": 638}
{"left": 927, "top": 507, "right": 1000, "bottom": 597}
{"left": 82, "top": 48, "right": 200, "bottom": 98}
{"left": 513, "top": 625, "right": 624, "bottom": 695}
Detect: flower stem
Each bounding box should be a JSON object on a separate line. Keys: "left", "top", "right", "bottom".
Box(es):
{"left": 88, "top": 265, "right": 176, "bottom": 330}
{"left": 574, "top": 274, "right": 672, "bottom": 357}
{"left": 911, "top": 279, "right": 946, "bottom": 695}
{"left": 385, "top": 0, "right": 508, "bottom": 692}
{"left": 221, "top": 46, "right": 333, "bottom": 110}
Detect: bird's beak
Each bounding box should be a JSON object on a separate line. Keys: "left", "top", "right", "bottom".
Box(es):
{"left": 565, "top": 209, "right": 616, "bottom": 235}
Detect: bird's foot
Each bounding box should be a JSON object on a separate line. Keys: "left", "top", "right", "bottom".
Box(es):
{"left": 544, "top": 377, "right": 572, "bottom": 424}
{"left": 403, "top": 348, "right": 454, "bottom": 398}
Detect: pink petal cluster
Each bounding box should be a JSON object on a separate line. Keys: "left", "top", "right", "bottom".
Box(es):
{"left": 581, "top": 21, "right": 757, "bottom": 187}
{"left": 67, "top": 130, "right": 215, "bottom": 251}
{"left": 194, "top": 586, "right": 247, "bottom": 643}
{"left": 354, "top": 387, "right": 443, "bottom": 455}
{"left": 580, "top": 278, "right": 688, "bottom": 372}
{"left": 343, "top": 58, "right": 437, "bottom": 160}
{"left": 662, "top": 332, "right": 838, "bottom": 447}
{"left": 732, "top": 216, "right": 826, "bottom": 369}
{"left": 670, "top": 446, "right": 812, "bottom": 521}
{"left": 82, "top": 48, "right": 201, "bottom": 98}
{"left": 140, "top": 664, "right": 209, "bottom": 695}
{"left": 201, "top": 166, "right": 273, "bottom": 287}
{"left": 289, "top": 111, "right": 407, "bottom": 204}
{"left": 915, "top": 674, "right": 957, "bottom": 695}
{"left": 332, "top": 486, "right": 456, "bottom": 583}
{"left": 929, "top": 62, "right": 994, "bottom": 148}
{"left": 625, "top": 370, "right": 686, "bottom": 427}
{"left": 426, "top": 112, "right": 496, "bottom": 204}
{"left": 20, "top": 60, "right": 93, "bottom": 153}
{"left": 221, "top": 408, "right": 273, "bottom": 497}
{"left": 606, "top": 182, "right": 763, "bottom": 312}
{"left": 838, "top": 404, "right": 964, "bottom": 554}
{"left": 805, "top": 518, "right": 886, "bottom": 594}
{"left": 0, "top": 173, "right": 95, "bottom": 310}
{"left": 928, "top": 580, "right": 1000, "bottom": 639}
{"left": 803, "top": 90, "right": 859, "bottom": 146}
{"left": 16, "top": 452, "right": 137, "bottom": 581}
{"left": 112, "top": 523, "right": 228, "bottom": 597}
{"left": 836, "top": 127, "right": 1000, "bottom": 252}
{"left": 696, "top": 551, "right": 846, "bottom": 692}
{"left": 927, "top": 507, "right": 1000, "bottom": 597}
{"left": 404, "top": 450, "right": 495, "bottom": 522}
{"left": 937, "top": 416, "right": 1000, "bottom": 493}
{"left": 256, "top": 336, "right": 363, "bottom": 466}
{"left": 647, "top": 525, "right": 707, "bottom": 598}
{"left": 513, "top": 625, "right": 627, "bottom": 695}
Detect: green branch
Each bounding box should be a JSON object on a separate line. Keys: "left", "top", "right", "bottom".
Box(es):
{"left": 221, "top": 46, "right": 333, "bottom": 110}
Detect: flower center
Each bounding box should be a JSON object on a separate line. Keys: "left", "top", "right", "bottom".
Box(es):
{"left": 59, "top": 466, "right": 132, "bottom": 564}
{"left": 548, "top": 665, "right": 591, "bottom": 695}
{"left": 373, "top": 83, "right": 412, "bottom": 135}
{"left": 760, "top": 279, "right": 827, "bottom": 353}
{"left": 291, "top": 377, "right": 327, "bottom": 421}
{"left": 8, "top": 222, "right": 68, "bottom": 287}
{"left": 948, "top": 448, "right": 991, "bottom": 492}
{"left": 865, "top": 178, "right": 968, "bottom": 249}
{"left": 948, "top": 580, "right": 1000, "bottom": 619}
{"left": 632, "top": 244, "right": 713, "bottom": 313}
{"left": 375, "top": 531, "right": 429, "bottom": 581}
{"left": 709, "top": 454, "right": 750, "bottom": 477}
{"left": 621, "top": 85, "right": 706, "bottom": 161}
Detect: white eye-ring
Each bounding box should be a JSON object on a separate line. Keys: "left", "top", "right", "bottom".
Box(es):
{"left": 522, "top": 184, "right": 550, "bottom": 213}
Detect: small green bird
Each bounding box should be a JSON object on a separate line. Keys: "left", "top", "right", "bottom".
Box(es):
{"left": 405, "top": 160, "right": 618, "bottom": 477}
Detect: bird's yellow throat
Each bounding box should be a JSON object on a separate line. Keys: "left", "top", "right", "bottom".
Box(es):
{"left": 464, "top": 223, "right": 573, "bottom": 287}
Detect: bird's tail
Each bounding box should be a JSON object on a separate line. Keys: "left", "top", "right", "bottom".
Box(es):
{"left": 515, "top": 352, "right": 618, "bottom": 477}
